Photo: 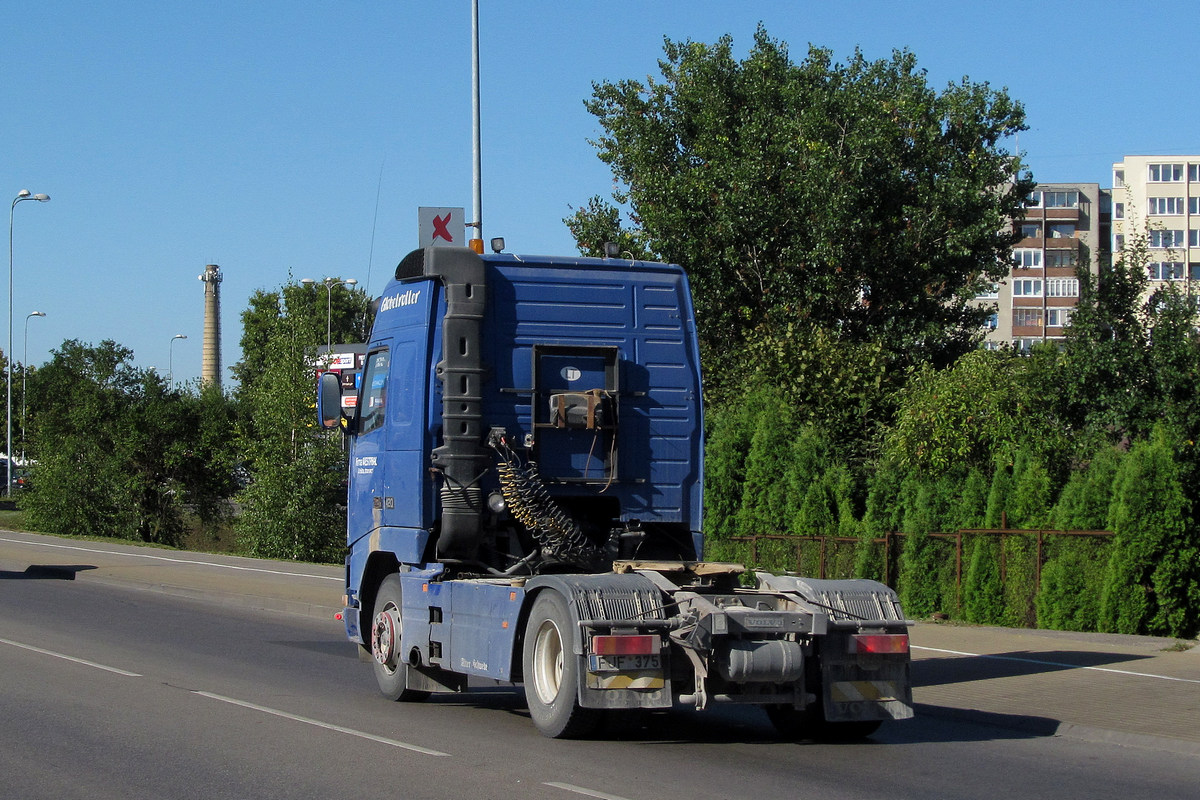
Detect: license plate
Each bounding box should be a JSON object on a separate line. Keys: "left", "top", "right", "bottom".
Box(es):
{"left": 588, "top": 653, "right": 662, "bottom": 672}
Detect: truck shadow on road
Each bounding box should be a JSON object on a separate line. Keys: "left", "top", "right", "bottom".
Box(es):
{"left": 0, "top": 564, "right": 97, "bottom": 580}
{"left": 913, "top": 649, "right": 1152, "bottom": 688}
{"left": 428, "top": 686, "right": 1054, "bottom": 745}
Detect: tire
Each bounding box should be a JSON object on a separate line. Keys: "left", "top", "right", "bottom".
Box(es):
{"left": 522, "top": 591, "right": 600, "bottom": 738}
{"left": 369, "top": 575, "right": 429, "bottom": 702}
{"left": 766, "top": 704, "right": 882, "bottom": 742}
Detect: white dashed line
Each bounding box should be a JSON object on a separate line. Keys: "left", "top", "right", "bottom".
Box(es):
{"left": 0, "top": 636, "right": 142, "bottom": 677}
{"left": 192, "top": 691, "right": 451, "bottom": 756}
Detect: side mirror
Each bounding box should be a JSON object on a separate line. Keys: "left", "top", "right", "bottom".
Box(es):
{"left": 317, "top": 371, "right": 346, "bottom": 430}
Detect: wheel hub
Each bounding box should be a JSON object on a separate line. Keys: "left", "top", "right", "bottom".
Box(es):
{"left": 372, "top": 607, "right": 402, "bottom": 668}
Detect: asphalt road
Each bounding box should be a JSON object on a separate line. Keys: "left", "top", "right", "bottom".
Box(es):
{"left": 2, "top": 542, "right": 1199, "bottom": 800}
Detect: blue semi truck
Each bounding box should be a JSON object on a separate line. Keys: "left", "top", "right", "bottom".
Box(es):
{"left": 317, "top": 246, "right": 913, "bottom": 739}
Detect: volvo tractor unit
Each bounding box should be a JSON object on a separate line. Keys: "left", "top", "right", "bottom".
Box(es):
{"left": 318, "top": 246, "right": 912, "bottom": 739}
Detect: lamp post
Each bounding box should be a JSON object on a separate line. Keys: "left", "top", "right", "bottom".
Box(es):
{"left": 169, "top": 334, "right": 187, "bottom": 382}
{"left": 8, "top": 190, "right": 50, "bottom": 495}
{"left": 301, "top": 277, "right": 357, "bottom": 351}
{"left": 21, "top": 311, "right": 45, "bottom": 463}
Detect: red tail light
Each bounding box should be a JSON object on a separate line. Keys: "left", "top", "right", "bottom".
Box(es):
{"left": 849, "top": 633, "right": 909, "bottom": 655}
{"left": 592, "top": 634, "right": 658, "bottom": 656}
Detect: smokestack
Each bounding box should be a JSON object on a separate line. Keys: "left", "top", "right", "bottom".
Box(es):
{"left": 197, "top": 264, "right": 223, "bottom": 387}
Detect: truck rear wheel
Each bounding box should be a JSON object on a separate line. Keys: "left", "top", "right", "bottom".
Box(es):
{"left": 522, "top": 591, "right": 600, "bottom": 738}
{"left": 370, "top": 575, "right": 429, "bottom": 702}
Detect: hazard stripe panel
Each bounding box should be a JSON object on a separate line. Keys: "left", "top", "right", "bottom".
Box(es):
{"left": 586, "top": 671, "right": 665, "bottom": 690}
{"left": 831, "top": 680, "right": 901, "bottom": 703}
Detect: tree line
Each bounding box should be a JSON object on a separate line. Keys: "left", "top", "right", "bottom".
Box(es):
{"left": 11, "top": 278, "right": 369, "bottom": 565}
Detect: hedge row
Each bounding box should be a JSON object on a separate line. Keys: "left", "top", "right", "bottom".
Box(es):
{"left": 703, "top": 388, "right": 1200, "bottom": 639}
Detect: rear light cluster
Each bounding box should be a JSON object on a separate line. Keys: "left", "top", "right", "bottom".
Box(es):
{"left": 849, "top": 633, "right": 909, "bottom": 655}
{"left": 592, "top": 634, "right": 658, "bottom": 655}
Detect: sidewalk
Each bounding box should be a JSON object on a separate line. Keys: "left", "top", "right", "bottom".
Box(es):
{"left": 2, "top": 529, "right": 1197, "bottom": 753}
{"left": 910, "top": 620, "right": 1200, "bottom": 754}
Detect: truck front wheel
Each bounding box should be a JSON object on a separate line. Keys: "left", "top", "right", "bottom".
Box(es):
{"left": 370, "top": 575, "right": 429, "bottom": 702}
{"left": 522, "top": 591, "right": 600, "bottom": 738}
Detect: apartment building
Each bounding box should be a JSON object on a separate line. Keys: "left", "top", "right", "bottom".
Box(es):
{"left": 981, "top": 182, "right": 1105, "bottom": 351}
{"left": 1111, "top": 155, "right": 1200, "bottom": 286}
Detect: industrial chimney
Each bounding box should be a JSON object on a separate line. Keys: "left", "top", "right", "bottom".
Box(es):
{"left": 197, "top": 264, "right": 223, "bottom": 388}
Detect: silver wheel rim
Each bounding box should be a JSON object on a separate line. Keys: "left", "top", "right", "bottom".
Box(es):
{"left": 372, "top": 601, "right": 403, "bottom": 674}
{"left": 531, "top": 617, "right": 564, "bottom": 705}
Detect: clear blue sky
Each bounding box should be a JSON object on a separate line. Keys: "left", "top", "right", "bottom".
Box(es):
{"left": 4, "top": 1, "right": 1194, "bottom": 384}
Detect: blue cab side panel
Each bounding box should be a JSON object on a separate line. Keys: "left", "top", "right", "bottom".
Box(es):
{"left": 398, "top": 571, "right": 525, "bottom": 681}
{"left": 345, "top": 284, "right": 439, "bottom": 583}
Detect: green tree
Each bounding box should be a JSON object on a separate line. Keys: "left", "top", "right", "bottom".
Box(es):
{"left": 233, "top": 278, "right": 372, "bottom": 400}
{"left": 882, "top": 349, "right": 1060, "bottom": 476}
{"left": 1037, "top": 446, "right": 1122, "bottom": 632}
{"left": 1055, "top": 235, "right": 1153, "bottom": 444}
{"left": 569, "top": 27, "right": 1032, "bottom": 390}
{"left": 234, "top": 286, "right": 348, "bottom": 563}
{"left": 1100, "top": 427, "right": 1199, "bottom": 637}
{"left": 23, "top": 340, "right": 235, "bottom": 544}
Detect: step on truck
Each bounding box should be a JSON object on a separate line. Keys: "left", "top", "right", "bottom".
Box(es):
{"left": 318, "top": 246, "right": 913, "bottom": 739}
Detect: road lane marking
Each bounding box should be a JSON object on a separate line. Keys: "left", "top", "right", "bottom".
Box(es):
{"left": 0, "top": 636, "right": 142, "bottom": 677}
{"left": 192, "top": 691, "right": 450, "bottom": 756}
{"left": 0, "top": 536, "right": 341, "bottom": 581}
{"left": 545, "top": 783, "right": 637, "bottom": 800}
{"left": 912, "top": 645, "right": 1200, "bottom": 684}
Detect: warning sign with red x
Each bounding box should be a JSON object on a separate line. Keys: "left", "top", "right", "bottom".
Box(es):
{"left": 418, "top": 207, "right": 465, "bottom": 248}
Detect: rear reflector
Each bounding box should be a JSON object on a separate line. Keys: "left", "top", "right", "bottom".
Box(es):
{"left": 849, "top": 634, "right": 909, "bottom": 655}
{"left": 592, "top": 634, "right": 658, "bottom": 656}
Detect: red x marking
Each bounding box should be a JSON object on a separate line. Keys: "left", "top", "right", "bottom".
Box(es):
{"left": 432, "top": 212, "right": 453, "bottom": 242}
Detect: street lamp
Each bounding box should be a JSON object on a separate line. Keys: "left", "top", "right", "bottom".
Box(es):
{"left": 169, "top": 334, "right": 187, "bottom": 382}
{"left": 8, "top": 189, "right": 50, "bottom": 496}
{"left": 21, "top": 311, "right": 45, "bottom": 463}
{"left": 301, "top": 277, "right": 357, "bottom": 351}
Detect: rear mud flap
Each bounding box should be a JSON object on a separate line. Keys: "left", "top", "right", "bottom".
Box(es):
{"left": 822, "top": 660, "right": 914, "bottom": 722}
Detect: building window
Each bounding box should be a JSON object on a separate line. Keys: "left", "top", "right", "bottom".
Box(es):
{"left": 1046, "top": 251, "right": 1078, "bottom": 269}
{"left": 984, "top": 312, "right": 998, "bottom": 330}
{"left": 1191, "top": 197, "right": 1200, "bottom": 215}
{"left": 1148, "top": 262, "right": 1186, "bottom": 281}
{"left": 1020, "top": 223, "right": 1041, "bottom": 238}
{"left": 1047, "top": 278, "right": 1079, "bottom": 297}
{"left": 977, "top": 282, "right": 999, "bottom": 299}
{"left": 1043, "top": 190, "right": 1079, "bottom": 208}
{"left": 1191, "top": 164, "right": 1200, "bottom": 182}
{"left": 1014, "top": 308, "right": 1044, "bottom": 327}
{"left": 1192, "top": 230, "right": 1200, "bottom": 248}
{"left": 1114, "top": 170, "right": 1125, "bottom": 188}
{"left": 1149, "top": 196, "right": 1185, "bottom": 215}
{"left": 1115, "top": 202, "right": 1124, "bottom": 220}
{"left": 1047, "top": 308, "right": 1072, "bottom": 328}
{"left": 1013, "top": 249, "right": 1042, "bottom": 268}
{"left": 1048, "top": 223, "right": 1075, "bottom": 238}
{"left": 1012, "top": 279, "right": 1043, "bottom": 297}
{"left": 1190, "top": 264, "right": 1200, "bottom": 280}
{"left": 1149, "top": 163, "right": 1184, "bottom": 182}
{"left": 1115, "top": 234, "right": 1126, "bottom": 251}
{"left": 1025, "top": 191, "right": 1042, "bottom": 208}
{"left": 1149, "top": 229, "right": 1185, "bottom": 248}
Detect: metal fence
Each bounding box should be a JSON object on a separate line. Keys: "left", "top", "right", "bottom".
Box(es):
{"left": 730, "top": 528, "right": 1114, "bottom": 609}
